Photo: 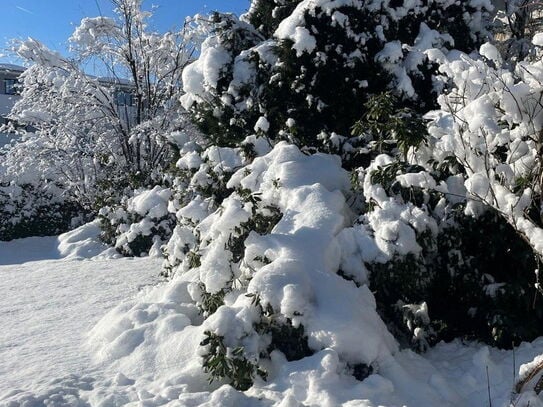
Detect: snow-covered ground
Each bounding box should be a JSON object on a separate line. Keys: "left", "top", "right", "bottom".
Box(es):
{"left": 0, "top": 226, "right": 162, "bottom": 404}
{"left": 2, "top": 225, "right": 543, "bottom": 406}
{"left": 0, "top": 257, "right": 161, "bottom": 394}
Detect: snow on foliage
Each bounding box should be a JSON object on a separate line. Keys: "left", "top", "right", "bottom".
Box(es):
{"left": 419, "top": 40, "right": 543, "bottom": 262}
{"left": 179, "top": 0, "right": 493, "bottom": 159}
{"left": 0, "top": 0, "right": 201, "bottom": 221}
{"left": 90, "top": 142, "right": 398, "bottom": 395}
{"left": 7, "top": 0, "right": 543, "bottom": 405}
{"left": 99, "top": 186, "right": 175, "bottom": 257}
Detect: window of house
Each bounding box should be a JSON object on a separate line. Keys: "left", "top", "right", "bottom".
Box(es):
{"left": 115, "top": 90, "right": 134, "bottom": 106}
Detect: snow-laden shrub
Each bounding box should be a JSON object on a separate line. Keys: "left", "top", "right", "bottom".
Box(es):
{"left": 0, "top": 0, "right": 207, "bottom": 243}
{"left": 418, "top": 40, "right": 543, "bottom": 259}
{"left": 420, "top": 40, "right": 543, "bottom": 270}
{"left": 0, "top": 181, "right": 84, "bottom": 241}
{"left": 181, "top": 1, "right": 492, "bottom": 165}
{"left": 98, "top": 186, "right": 176, "bottom": 257}
{"left": 159, "top": 142, "right": 397, "bottom": 389}
{"left": 162, "top": 136, "right": 270, "bottom": 276}
{"left": 97, "top": 129, "right": 267, "bottom": 260}
{"left": 350, "top": 156, "right": 540, "bottom": 349}
{"left": 245, "top": 0, "right": 301, "bottom": 37}
{"left": 339, "top": 39, "right": 543, "bottom": 350}
{"left": 175, "top": 0, "right": 543, "bottom": 358}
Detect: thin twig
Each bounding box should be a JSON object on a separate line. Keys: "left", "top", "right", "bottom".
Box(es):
{"left": 487, "top": 365, "right": 493, "bottom": 407}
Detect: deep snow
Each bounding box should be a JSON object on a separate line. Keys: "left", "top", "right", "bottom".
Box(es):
{"left": 0, "top": 226, "right": 162, "bottom": 403}
{"left": 2, "top": 228, "right": 543, "bottom": 406}
{"left": 0, "top": 257, "right": 161, "bottom": 394}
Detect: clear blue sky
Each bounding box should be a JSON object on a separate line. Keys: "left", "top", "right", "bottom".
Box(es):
{"left": 0, "top": 0, "right": 250, "bottom": 64}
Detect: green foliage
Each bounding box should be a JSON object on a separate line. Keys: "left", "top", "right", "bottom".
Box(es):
{"left": 370, "top": 209, "right": 542, "bottom": 350}
{"left": 349, "top": 363, "right": 374, "bottom": 382}
{"left": 227, "top": 190, "right": 282, "bottom": 263}
{"left": 98, "top": 181, "right": 177, "bottom": 258}
{"left": 198, "top": 283, "right": 228, "bottom": 316}
{"left": 266, "top": 320, "right": 313, "bottom": 361}
{"left": 250, "top": 293, "right": 313, "bottom": 362}
{"left": 369, "top": 161, "right": 428, "bottom": 206}
{"left": 99, "top": 207, "right": 175, "bottom": 257}
{"left": 185, "top": 4, "right": 490, "bottom": 168}
{"left": 247, "top": 0, "right": 301, "bottom": 37}
{"left": 198, "top": 197, "right": 282, "bottom": 315}
{"left": 199, "top": 286, "right": 313, "bottom": 391}
{"left": 192, "top": 103, "right": 251, "bottom": 148}
{"left": 189, "top": 13, "right": 265, "bottom": 147}
{"left": 200, "top": 330, "right": 267, "bottom": 391}
{"left": 120, "top": 234, "right": 153, "bottom": 257}
{"left": 194, "top": 167, "right": 235, "bottom": 207}
{"left": 433, "top": 211, "right": 542, "bottom": 348}
{"left": 187, "top": 250, "right": 202, "bottom": 269}
{"left": 352, "top": 92, "right": 427, "bottom": 160}
{"left": 93, "top": 169, "right": 162, "bottom": 212}
{"left": 0, "top": 182, "right": 86, "bottom": 241}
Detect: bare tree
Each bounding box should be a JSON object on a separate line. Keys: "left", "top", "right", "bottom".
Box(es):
{"left": 3, "top": 0, "right": 204, "bottom": 209}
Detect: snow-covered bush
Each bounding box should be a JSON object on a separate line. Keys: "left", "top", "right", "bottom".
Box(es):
{"left": 347, "top": 38, "right": 543, "bottom": 349}
{"left": 0, "top": 0, "right": 206, "bottom": 242}
{"left": 353, "top": 156, "right": 540, "bottom": 349}
{"left": 181, "top": 1, "right": 493, "bottom": 165}
{"left": 164, "top": 1, "right": 543, "bottom": 390}
{"left": 160, "top": 142, "right": 397, "bottom": 389}
{"left": 0, "top": 181, "right": 84, "bottom": 241}
{"left": 98, "top": 186, "right": 176, "bottom": 257}
{"left": 161, "top": 134, "right": 268, "bottom": 274}
{"left": 95, "top": 130, "right": 256, "bottom": 262}
{"left": 421, "top": 40, "right": 543, "bottom": 273}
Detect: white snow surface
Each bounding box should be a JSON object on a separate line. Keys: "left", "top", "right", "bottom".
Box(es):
{"left": 0, "top": 230, "right": 161, "bottom": 401}
{"left": 2, "top": 240, "right": 543, "bottom": 407}
{"left": 0, "top": 220, "right": 117, "bottom": 265}
{"left": 2, "top": 150, "right": 543, "bottom": 405}
{"left": 128, "top": 187, "right": 172, "bottom": 219}
{"left": 0, "top": 257, "right": 161, "bottom": 396}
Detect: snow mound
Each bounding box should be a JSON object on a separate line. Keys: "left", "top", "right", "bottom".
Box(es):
{"left": 0, "top": 220, "right": 116, "bottom": 265}
{"left": 58, "top": 220, "right": 119, "bottom": 260}
{"left": 82, "top": 142, "right": 397, "bottom": 404}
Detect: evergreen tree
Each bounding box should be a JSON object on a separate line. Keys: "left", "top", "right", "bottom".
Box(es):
{"left": 179, "top": 0, "right": 543, "bottom": 359}
{"left": 182, "top": 0, "right": 492, "bottom": 166}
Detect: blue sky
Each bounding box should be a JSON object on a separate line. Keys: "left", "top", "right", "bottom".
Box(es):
{"left": 0, "top": 0, "right": 250, "bottom": 64}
